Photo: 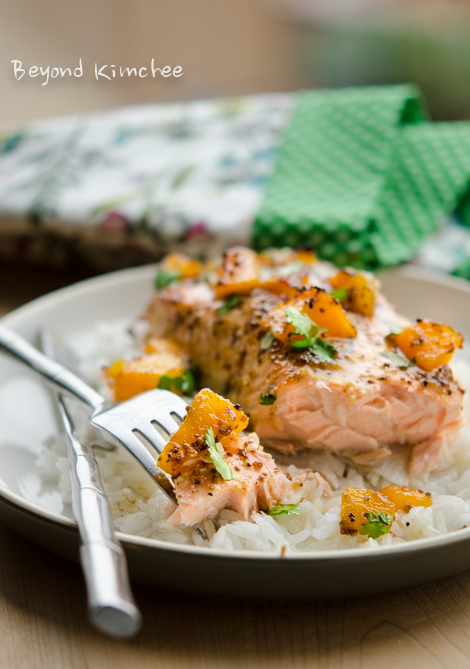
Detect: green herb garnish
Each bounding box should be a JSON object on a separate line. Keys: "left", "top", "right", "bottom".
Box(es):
{"left": 205, "top": 428, "right": 233, "bottom": 481}
{"left": 260, "top": 332, "right": 275, "bottom": 352}
{"left": 260, "top": 392, "right": 276, "bottom": 405}
{"left": 285, "top": 307, "right": 337, "bottom": 363}
{"left": 380, "top": 351, "right": 413, "bottom": 368}
{"left": 285, "top": 307, "right": 317, "bottom": 349}
{"left": 311, "top": 337, "right": 337, "bottom": 364}
{"left": 359, "top": 511, "right": 394, "bottom": 539}
{"left": 155, "top": 269, "right": 181, "bottom": 291}
{"left": 158, "top": 369, "right": 195, "bottom": 395}
{"left": 218, "top": 294, "right": 240, "bottom": 315}
{"left": 330, "top": 288, "right": 348, "bottom": 302}
{"left": 267, "top": 504, "right": 300, "bottom": 517}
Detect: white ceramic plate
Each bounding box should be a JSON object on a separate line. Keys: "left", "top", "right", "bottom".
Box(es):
{"left": 1, "top": 264, "right": 470, "bottom": 600}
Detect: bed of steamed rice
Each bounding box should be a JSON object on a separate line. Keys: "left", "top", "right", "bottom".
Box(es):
{"left": 36, "top": 319, "right": 470, "bottom": 554}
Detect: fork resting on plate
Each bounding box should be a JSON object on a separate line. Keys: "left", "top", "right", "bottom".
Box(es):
{"left": 0, "top": 323, "right": 207, "bottom": 633}
{"left": 39, "top": 327, "right": 142, "bottom": 638}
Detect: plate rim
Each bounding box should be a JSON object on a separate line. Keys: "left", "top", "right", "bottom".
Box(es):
{"left": 2, "top": 262, "right": 470, "bottom": 563}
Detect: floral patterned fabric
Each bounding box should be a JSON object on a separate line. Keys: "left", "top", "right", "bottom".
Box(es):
{"left": 0, "top": 94, "right": 293, "bottom": 270}
{"left": 1, "top": 90, "right": 470, "bottom": 279}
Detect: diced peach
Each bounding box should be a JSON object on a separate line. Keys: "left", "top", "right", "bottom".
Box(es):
{"left": 380, "top": 485, "right": 432, "bottom": 512}
{"left": 105, "top": 351, "right": 185, "bottom": 402}
{"left": 330, "top": 271, "right": 375, "bottom": 317}
{"left": 157, "top": 389, "right": 249, "bottom": 477}
{"left": 329, "top": 270, "right": 352, "bottom": 290}
{"left": 301, "top": 289, "right": 357, "bottom": 337}
{"left": 268, "top": 288, "right": 357, "bottom": 344}
{"left": 160, "top": 253, "right": 202, "bottom": 279}
{"left": 395, "top": 320, "right": 464, "bottom": 372}
{"left": 343, "top": 276, "right": 375, "bottom": 318}
{"left": 340, "top": 486, "right": 395, "bottom": 535}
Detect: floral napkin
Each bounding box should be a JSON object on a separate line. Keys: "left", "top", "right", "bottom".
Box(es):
{"left": 0, "top": 94, "right": 292, "bottom": 269}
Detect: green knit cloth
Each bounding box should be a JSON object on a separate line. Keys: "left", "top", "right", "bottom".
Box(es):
{"left": 253, "top": 85, "right": 470, "bottom": 268}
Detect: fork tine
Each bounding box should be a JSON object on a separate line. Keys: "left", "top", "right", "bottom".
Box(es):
{"left": 169, "top": 406, "right": 187, "bottom": 422}
{"left": 152, "top": 414, "right": 181, "bottom": 436}
{"left": 91, "top": 417, "right": 177, "bottom": 505}
{"left": 154, "top": 392, "right": 188, "bottom": 422}
{"left": 133, "top": 427, "right": 167, "bottom": 454}
{"left": 1, "top": 325, "right": 210, "bottom": 541}
{"left": 92, "top": 424, "right": 211, "bottom": 541}
{"left": 89, "top": 389, "right": 214, "bottom": 539}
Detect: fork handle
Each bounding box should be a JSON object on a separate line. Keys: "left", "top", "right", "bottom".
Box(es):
{"left": 0, "top": 323, "right": 104, "bottom": 410}
{"left": 59, "top": 397, "right": 141, "bottom": 638}
{"left": 80, "top": 542, "right": 141, "bottom": 637}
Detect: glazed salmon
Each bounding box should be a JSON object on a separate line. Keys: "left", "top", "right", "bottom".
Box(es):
{"left": 167, "top": 432, "right": 328, "bottom": 526}
{"left": 146, "top": 248, "right": 465, "bottom": 474}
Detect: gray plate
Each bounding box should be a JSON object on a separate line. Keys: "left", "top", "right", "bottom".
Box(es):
{"left": 0, "top": 264, "right": 469, "bottom": 599}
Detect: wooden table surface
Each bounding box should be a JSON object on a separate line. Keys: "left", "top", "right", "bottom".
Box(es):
{"left": 2, "top": 262, "right": 470, "bottom": 669}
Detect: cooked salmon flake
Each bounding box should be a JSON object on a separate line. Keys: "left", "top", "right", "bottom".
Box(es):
{"left": 213, "top": 247, "right": 260, "bottom": 300}
{"left": 167, "top": 432, "right": 329, "bottom": 527}
{"left": 213, "top": 247, "right": 319, "bottom": 300}
{"left": 146, "top": 246, "right": 465, "bottom": 476}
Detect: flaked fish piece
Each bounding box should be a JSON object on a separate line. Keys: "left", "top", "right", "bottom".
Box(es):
{"left": 146, "top": 248, "right": 465, "bottom": 474}
{"left": 167, "top": 433, "right": 328, "bottom": 527}
{"left": 247, "top": 303, "right": 464, "bottom": 474}
{"left": 155, "top": 387, "right": 328, "bottom": 527}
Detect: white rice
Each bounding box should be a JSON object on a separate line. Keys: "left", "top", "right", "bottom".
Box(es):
{"left": 36, "top": 319, "right": 470, "bottom": 554}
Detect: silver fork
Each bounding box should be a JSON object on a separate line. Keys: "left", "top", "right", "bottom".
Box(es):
{"left": 0, "top": 323, "right": 208, "bottom": 535}
{"left": 40, "top": 328, "right": 141, "bottom": 638}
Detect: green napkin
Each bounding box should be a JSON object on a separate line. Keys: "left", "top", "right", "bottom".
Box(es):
{"left": 253, "top": 85, "right": 470, "bottom": 268}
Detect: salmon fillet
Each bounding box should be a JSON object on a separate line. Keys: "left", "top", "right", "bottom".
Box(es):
{"left": 146, "top": 250, "right": 465, "bottom": 474}
{"left": 167, "top": 432, "right": 328, "bottom": 526}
